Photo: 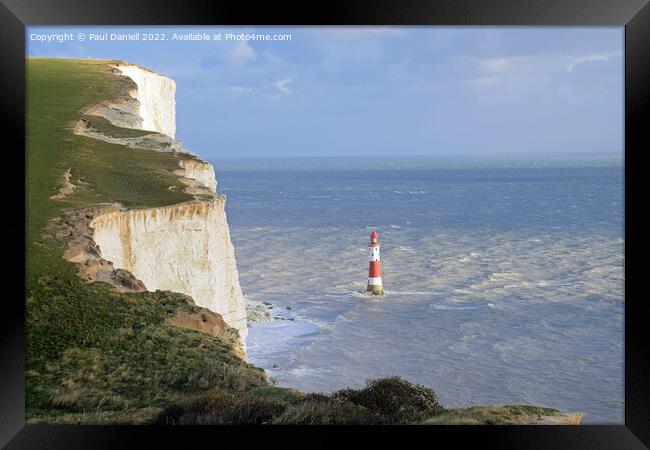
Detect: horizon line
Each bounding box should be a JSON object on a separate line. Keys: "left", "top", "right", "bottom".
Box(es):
{"left": 205, "top": 151, "right": 624, "bottom": 160}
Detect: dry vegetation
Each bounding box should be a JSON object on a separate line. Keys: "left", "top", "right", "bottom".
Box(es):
{"left": 155, "top": 377, "right": 446, "bottom": 425}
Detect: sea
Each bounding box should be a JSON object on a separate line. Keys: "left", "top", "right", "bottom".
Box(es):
{"left": 210, "top": 155, "right": 624, "bottom": 424}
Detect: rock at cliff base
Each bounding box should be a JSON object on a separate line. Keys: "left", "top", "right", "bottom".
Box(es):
{"left": 111, "top": 269, "right": 147, "bottom": 292}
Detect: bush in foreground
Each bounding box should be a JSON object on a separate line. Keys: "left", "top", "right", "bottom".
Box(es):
{"left": 271, "top": 397, "right": 378, "bottom": 425}
{"left": 333, "top": 376, "right": 443, "bottom": 424}
{"left": 153, "top": 377, "right": 444, "bottom": 425}
{"left": 154, "top": 390, "right": 286, "bottom": 425}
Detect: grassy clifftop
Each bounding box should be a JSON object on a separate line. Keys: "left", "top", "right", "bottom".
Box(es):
{"left": 26, "top": 58, "right": 268, "bottom": 424}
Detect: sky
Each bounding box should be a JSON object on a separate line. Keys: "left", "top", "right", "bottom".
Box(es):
{"left": 27, "top": 26, "right": 623, "bottom": 159}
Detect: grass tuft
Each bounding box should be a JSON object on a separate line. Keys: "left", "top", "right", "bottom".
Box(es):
{"left": 271, "top": 398, "right": 377, "bottom": 425}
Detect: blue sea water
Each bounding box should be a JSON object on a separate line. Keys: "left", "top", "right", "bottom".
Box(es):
{"left": 211, "top": 155, "right": 624, "bottom": 424}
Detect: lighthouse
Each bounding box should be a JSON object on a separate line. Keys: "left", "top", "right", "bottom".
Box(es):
{"left": 367, "top": 231, "right": 384, "bottom": 295}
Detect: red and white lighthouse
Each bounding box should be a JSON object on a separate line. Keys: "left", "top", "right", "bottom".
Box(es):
{"left": 367, "top": 231, "right": 384, "bottom": 295}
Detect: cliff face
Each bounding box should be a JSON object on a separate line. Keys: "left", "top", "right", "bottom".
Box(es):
{"left": 115, "top": 64, "right": 177, "bottom": 138}
{"left": 177, "top": 159, "right": 218, "bottom": 192}
{"left": 90, "top": 200, "right": 247, "bottom": 343}
{"left": 76, "top": 62, "right": 248, "bottom": 346}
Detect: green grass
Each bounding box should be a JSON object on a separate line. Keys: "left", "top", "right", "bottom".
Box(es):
{"left": 81, "top": 114, "right": 155, "bottom": 139}
{"left": 245, "top": 385, "right": 304, "bottom": 403}
{"left": 25, "top": 57, "right": 272, "bottom": 424}
{"left": 421, "top": 405, "right": 560, "bottom": 425}
{"left": 26, "top": 58, "right": 193, "bottom": 283}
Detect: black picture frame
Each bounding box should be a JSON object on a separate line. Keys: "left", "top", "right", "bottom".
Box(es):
{"left": 3, "top": 0, "right": 648, "bottom": 447}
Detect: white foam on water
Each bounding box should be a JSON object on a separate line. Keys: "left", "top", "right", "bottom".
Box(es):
{"left": 247, "top": 320, "right": 321, "bottom": 369}
{"left": 382, "top": 290, "right": 431, "bottom": 296}
{"left": 431, "top": 302, "right": 494, "bottom": 311}
{"left": 226, "top": 164, "right": 624, "bottom": 423}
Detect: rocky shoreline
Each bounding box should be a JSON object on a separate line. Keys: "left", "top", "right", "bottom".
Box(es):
{"left": 246, "top": 300, "right": 295, "bottom": 324}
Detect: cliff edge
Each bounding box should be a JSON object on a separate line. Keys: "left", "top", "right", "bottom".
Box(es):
{"left": 69, "top": 62, "right": 248, "bottom": 346}
{"left": 26, "top": 58, "right": 268, "bottom": 424}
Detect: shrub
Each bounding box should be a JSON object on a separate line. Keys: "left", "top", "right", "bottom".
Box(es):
{"left": 333, "top": 377, "right": 443, "bottom": 424}
{"left": 152, "top": 404, "right": 186, "bottom": 425}
{"left": 153, "top": 390, "right": 286, "bottom": 425}
{"left": 271, "top": 398, "right": 378, "bottom": 425}
{"left": 153, "top": 377, "right": 444, "bottom": 425}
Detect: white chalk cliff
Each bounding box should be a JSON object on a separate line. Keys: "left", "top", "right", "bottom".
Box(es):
{"left": 90, "top": 200, "right": 247, "bottom": 343}
{"left": 177, "top": 159, "right": 218, "bottom": 192}
{"left": 81, "top": 63, "right": 247, "bottom": 346}
{"left": 115, "top": 64, "right": 177, "bottom": 138}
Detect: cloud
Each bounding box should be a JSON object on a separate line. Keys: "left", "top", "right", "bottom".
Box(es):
{"left": 274, "top": 78, "right": 292, "bottom": 95}
{"left": 465, "top": 55, "right": 552, "bottom": 102}
{"left": 229, "top": 41, "right": 257, "bottom": 65}
{"left": 565, "top": 51, "right": 620, "bottom": 73}
{"left": 465, "top": 50, "right": 622, "bottom": 103}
